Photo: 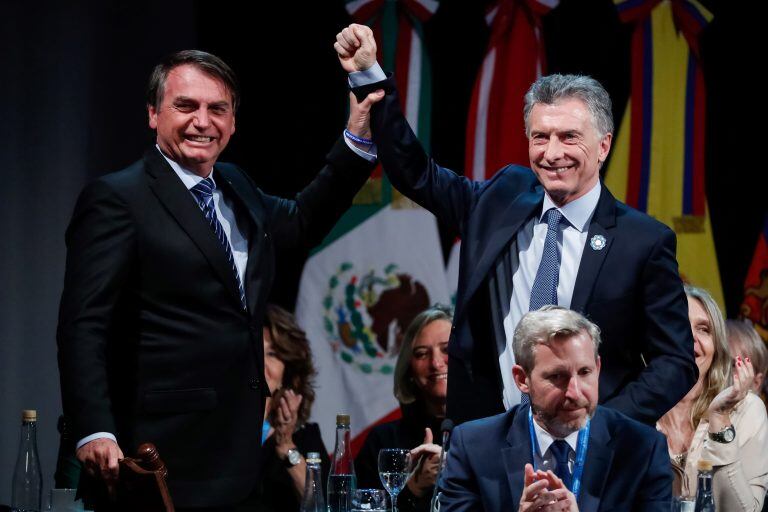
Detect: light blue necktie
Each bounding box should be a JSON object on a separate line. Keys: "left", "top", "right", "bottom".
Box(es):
{"left": 522, "top": 208, "right": 563, "bottom": 406}
{"left": 190, "top": 177, "right": 247, "bottom": 311}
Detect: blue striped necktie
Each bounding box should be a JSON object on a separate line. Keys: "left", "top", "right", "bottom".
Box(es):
{"left": 190, "top": 177, "right": 247, "bottom": 311}
{"left": 522, "top": 207, "right": 563, "bottom": 406}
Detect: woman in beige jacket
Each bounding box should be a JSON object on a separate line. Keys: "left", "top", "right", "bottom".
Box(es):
{"left": 658, "top": 284, "right": 768, "bottom": 510}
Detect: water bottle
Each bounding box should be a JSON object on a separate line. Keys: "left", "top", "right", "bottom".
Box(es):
{"left": 300, "top": 451, "right": 325, "bottom": 512}
{"left": 11, "top": 410, "right": 43, "bottom": 512}
{"left": 694, "top": 459, "right": 715, "bottom": 512}
{"left": 327, "top": 414, "right": 356, "bottom": 512}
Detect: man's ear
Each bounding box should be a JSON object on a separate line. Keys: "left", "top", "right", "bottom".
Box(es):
{"left": 148, "top": 104, "right": 158, "bottom": 130}
{"left": 595, "top": 355, "right": 601, "bottom": 377}
{"left": 512, "top": 365, "right": 530, "bottom": 394}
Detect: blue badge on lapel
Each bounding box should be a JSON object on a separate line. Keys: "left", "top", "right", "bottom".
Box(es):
{"left": 590, "top": 235, "right": 607, "bottom": 251}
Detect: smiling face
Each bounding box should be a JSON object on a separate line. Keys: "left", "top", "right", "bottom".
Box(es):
{"left": 513, "top": 331, "right": 600, "bottom": 438}
{"left": 148, "top": 64, "right": 236, "bottom": 176}
{"left": 409, "top": 319, "right": 451, "bottom": 407}
{"left": 689, "top": 297, "right": 715, "bottom": 379}
{"left": 527, "top": 98, "right": 611, "bottom": 206}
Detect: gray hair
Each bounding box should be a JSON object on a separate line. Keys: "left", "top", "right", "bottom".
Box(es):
{"left": 523, "top": 74, "right": 614, "bottom": 138}
{"left": 394, "top": 304, "right": 454, "bottom": 405}
{"left": 513, "top": 306, "right": 601, "bottom": 373}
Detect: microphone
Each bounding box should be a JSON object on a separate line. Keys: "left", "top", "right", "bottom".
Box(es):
{"left": 431, "top": 419, "right": 454, "bottom": 512}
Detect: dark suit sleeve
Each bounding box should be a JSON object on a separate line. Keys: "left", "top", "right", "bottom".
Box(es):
{"left": 57, "top": 179, "right": 136, "bottom": 441}
{"left": 260, "top": 136, "right": 376, "bottom": 250}
{"left": 353, "top": 76, "right": 483, "bottom": 235}
{"left": 632, "top": 430, "right": 673, "bottom": 511}
{"left": 602, "top": 226, "right": 698, "bottom": 424}
{"left": 438, "top": 425, "right": 483, "bottom": 511}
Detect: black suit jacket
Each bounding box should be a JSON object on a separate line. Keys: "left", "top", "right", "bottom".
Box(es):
{"left": 57, "top": 138, "right": 373, "bottom": 507}
{"left": 353, "top": 76, "right": 696, "bottom": 426}
{"left": 439, "top": 405, "right": 673, "bottom": 511}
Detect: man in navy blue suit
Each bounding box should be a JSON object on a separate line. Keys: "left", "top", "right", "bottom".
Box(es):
{"left": 334, "top": 24, "right": 696, "bottom": 427}
{"left": 438, "top": 306, "right": 672, "bottom": 511}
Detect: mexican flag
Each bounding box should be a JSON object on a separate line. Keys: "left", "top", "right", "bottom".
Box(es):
{"left": 295, "top": 0, "right": 447, "bottom": 453}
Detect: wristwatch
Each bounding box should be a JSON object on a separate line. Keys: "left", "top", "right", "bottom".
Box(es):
{"left": 708, "top": 424, "right": 735, "bottom": 443}
{"left": 285, "top": 447, "right": 302, "bottom": 467}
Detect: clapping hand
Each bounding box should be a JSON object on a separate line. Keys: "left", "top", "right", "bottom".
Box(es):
{"left": 707, "top": 356, "right": 754, "bottom": 430}
{"left": 273, "top": 388, "right": 303, "bottom": 450}
{"left": 407, "top": 428, "right": 442, "bottom": 497}
{"left": 518, "top": 464, "right": 578, "bottom": 512}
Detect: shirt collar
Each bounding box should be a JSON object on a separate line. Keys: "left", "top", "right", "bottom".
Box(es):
{"left": 532, "top": 416, "right": 580, "bottom": 457}
{"left": 155, "top": 145, "right": 215, "bottom": 191}
{"left": 540, "top": 181, "right": 601, "bottom": 233}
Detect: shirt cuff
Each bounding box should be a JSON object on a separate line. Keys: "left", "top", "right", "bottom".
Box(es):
{"left": 76, "top": 432, "right": 117, "bottom": 450}
{"left": 348, "top": 62, "right": 386, "bottom": 88}
{"left": 343, "top": 133, "right": 377, "bottom": 162}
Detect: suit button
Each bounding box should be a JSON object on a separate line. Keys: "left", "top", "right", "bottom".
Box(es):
{"left": 249, "top": 378, "right": 260, "bottom": 390}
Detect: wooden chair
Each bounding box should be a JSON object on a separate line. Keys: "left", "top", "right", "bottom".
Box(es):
{"left": 115, "top": 443, "right": 175, "bottom": 512}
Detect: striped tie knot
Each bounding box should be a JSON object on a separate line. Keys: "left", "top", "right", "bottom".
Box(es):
{"left": 191, "top": 177, "right": 216, "bottom": 207}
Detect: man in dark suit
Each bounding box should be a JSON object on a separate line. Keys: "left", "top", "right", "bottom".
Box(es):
{"left": 334, "top": 24, "right": 696, "bottom": 427}
{"left": 57, "top": 50, "right": 376, "bottom": 509}
{"left": 438, "top": 306, "right": 672, "bottom": 511}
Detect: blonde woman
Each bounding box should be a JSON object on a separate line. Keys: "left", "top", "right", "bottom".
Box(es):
{"left": 658, "top": 285, "right": 768, "bottom": 510}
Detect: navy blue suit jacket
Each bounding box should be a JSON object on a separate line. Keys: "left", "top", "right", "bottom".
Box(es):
{"left": 439, "top": 405, "right": 672, "bottom": 511}
{"left": 353, "top": 76, "right": 696, "bottom": 426}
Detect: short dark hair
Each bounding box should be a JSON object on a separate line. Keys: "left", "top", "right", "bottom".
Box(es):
{"left": 146, "top": 49, "right": 239, "bottom": 112}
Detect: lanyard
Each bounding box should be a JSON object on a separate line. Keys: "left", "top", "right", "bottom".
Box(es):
{"left": 527, "top": 407, "right": 590, "bottom": 501}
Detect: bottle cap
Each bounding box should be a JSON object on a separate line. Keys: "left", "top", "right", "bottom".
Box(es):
{"left": 336, "top": 414, "right": 350, "bottom": 426}
{"left": 697, "top": 459, "right": 713, "bottom": 471}
{"left": 306, "top": 451, "right": 321, "bottom": 464}
{"left": 22, "top": 410, "right": 37, "bottom": 422}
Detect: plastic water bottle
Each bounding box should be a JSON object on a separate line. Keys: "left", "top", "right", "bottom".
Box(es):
{"left": 694, "top": 459, "right": 715, "bottom": 512}
{"left": 300, "top": 452, "right": 326, "bottom": 512}
{"left": 11, "top": 410, "right": 42, "bottom": 512}
{"left": 327, "top": 414, "right": 356, "bottom": 512}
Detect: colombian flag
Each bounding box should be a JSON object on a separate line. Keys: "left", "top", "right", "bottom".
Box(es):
{"left": 605, "top": 0, "right": 724, "bottom": 308}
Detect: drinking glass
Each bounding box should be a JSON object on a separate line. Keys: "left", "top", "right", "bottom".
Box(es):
{"left": 352, "top": 488, "right": 388, "bottom": 512}
{"left": 670, "top": 496, "right": 695, "bottom": 512}
{"left": 378, "top": 448, "right": 411, "bottom": 512}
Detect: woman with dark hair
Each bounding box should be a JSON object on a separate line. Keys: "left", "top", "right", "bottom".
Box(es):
{"left": 242, "top": 304, "right": 329, "bottom": 511}
{"left": 355, "top": 304, "right": 453, "bottom": 511}
{"left": 658, "top": 285, "right": 768, "bottom": 510}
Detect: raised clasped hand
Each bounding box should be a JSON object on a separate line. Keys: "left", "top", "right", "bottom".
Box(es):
{"left": 335, "top": 23, "right": 377, "bottom": 73}
{"left": 708, "top": 355, "right": 754, "bottom": 422}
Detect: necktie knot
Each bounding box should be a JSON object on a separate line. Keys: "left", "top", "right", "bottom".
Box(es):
{"left": 191, "top": 177, "right": 215, "bottom": 199}
{"left": 544, "top": 208, "right": 563, "bottom": 231}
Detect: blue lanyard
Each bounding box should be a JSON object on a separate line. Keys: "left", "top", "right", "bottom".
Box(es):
{"left": 262, "top": 419, "right": 271, "bottom": 445}
{"left": 527, "top": 407, "right": 590, "bottom": 501}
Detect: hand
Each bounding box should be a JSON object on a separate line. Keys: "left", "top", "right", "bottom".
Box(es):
{"left": 406, "top": 428, "right": 442, "bottom": 497}
{"left": 76, "top": 437, "right": 124, "bottom": 489}
{"left": 273, "top": 389, "right": 303, "bottom": 454}
{"left": 707, "top": 356, "right": 754, "bottom": 430}
{"left": 335, "top": 24, "right": 377, "bottom": 73}
{"left": 518, "top": 464, "right": 579, "bottom": 512}
{"left": 346, "top": 89, "right": 384, "bottom": 143}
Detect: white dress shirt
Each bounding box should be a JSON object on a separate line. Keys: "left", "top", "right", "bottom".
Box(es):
{"left": 531, "top": 416, "right": 579, "bottom": 474}
{"left": 500, "top": 183, "right": 601, "bottom": 408}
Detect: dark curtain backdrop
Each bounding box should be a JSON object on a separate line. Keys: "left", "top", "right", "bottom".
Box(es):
{"left": 0, "top": 0, "right": 761, "bottom": 505}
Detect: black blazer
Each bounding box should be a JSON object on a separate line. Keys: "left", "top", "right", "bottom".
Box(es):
{"left": 353, "top": 76, "right": 697, "bottom": 426}
{"left": 439, "top": 405, "right": 673, "bottom": 511}
{"left": 57, "top": 138, "right": 373, "bottom": 508}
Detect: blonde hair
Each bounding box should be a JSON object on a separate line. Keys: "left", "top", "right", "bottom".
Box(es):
{"left": 513, "top": 306, "right": 601, "bottom": 373}
{"left": 685, "top": 285, "right": 732, "bottom": 429}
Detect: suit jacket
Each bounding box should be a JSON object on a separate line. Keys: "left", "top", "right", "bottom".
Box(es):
{"left": 57, "top": 137, "right": 373, "bottom": 508}
{"left": 353, "top": 76, "right": 697, "bottom": 426}
{"left": 439, "top": 405, "right": 673, "bottom": 511}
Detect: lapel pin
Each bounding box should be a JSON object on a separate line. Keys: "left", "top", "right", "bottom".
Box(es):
{"left": 590, "top": 234, "right": 607, "bottom": 251}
